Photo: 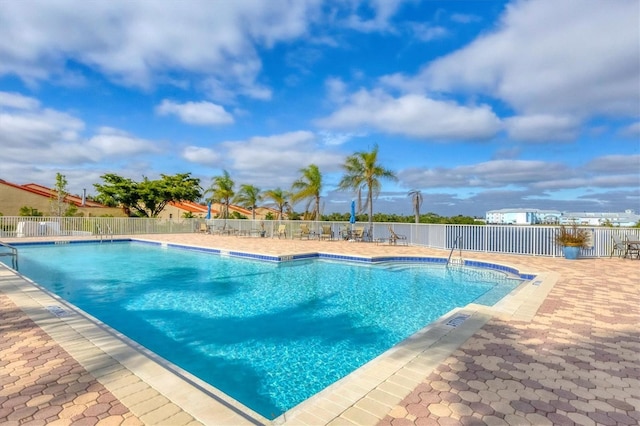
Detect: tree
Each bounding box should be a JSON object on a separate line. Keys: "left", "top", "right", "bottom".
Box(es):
{"left": 205, "top": 170, "right": 235, "bottom": 222}
{"left": 19, "top": 206, "right": 43, "bottom": 217}
{"left": 233, "top": 184, "right": 262, "bottom": 220}
{"left": 94, "top": 173, "right": 202, "bottom": 217}
{"left": 64, "top": 203, "right": 80, "bottom": 217}
{"left": 408, "top": 189, "right": 423, "bottom": 224}
{"left": 291, "top": 164, "right": 323, "bottom": 220}
{"left": 338, "top": 144, "right": 397, "bottom": 235}
{"left": 262, "top": 187, "right": 291, "bottom": 220}
{"left": 50, "top": 173, "right": 70, "bottom": 216}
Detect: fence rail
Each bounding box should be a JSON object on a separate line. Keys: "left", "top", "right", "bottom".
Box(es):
{"left": 0, "top": 216, "right": 638, "bottom": 258}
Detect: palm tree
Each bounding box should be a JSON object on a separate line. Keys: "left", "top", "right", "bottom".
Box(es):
{"left": 263, "top": 187, "right": 291, "bottom": 220}
{"left": 205, "top": 170, "right": 235, "bottom": 225}
{"left": 339, "top": 144, "right": 397, "bottom": 235}
{"left": 408, "top": 189, "right": 423, "bottom": 224}
{"left": 234, "top": 184, "right": 262, "bottom": 220}
{"left": 291, "top": 164, "right": 323, "bottom": 220}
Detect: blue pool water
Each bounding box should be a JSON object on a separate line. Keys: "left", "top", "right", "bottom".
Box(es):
{"left": 4, "top": 241, "right": 522, "bottom": 419}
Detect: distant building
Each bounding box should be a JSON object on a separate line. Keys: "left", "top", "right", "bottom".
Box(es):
{"left": 0, "top": 179, "right": 125, "bottom": 217}
{"left": 559, "top": 210, "right": 640, "bottom": 227}
{"left": 485, "top": 208, "right": 561, "bottom": 225}
{"left": 486, "top": 208, "right": 640, "bottom": 227}
{"left": 158, "top": 201, "right": 281, "bottom": 220}
{"left": 0, "top": 178, "right": 284, "bottom": 220}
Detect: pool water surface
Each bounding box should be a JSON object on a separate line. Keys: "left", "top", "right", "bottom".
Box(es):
{"left": 6, "top": 241, "right": 522, "bottom": 419}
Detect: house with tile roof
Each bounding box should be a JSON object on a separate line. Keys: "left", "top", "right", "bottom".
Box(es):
{"left": 0, "top": 179, "right": 126, "bottom": 217}
{"left": 1, "top": 178, "right": 283, "bottom": 220}
{"left": 158, "top": 200, "right": 281, "bottom": 220}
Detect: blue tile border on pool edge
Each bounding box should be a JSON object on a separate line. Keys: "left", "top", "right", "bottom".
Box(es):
{"left": 8, "top": 238, "right": 534, "bottom": 281}
{"left": 8, "top": 238, "right": 132, "bottom": 247}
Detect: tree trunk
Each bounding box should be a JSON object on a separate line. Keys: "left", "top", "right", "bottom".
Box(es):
{"left": 368, "top": 189, "right": 373, "bottom": 238}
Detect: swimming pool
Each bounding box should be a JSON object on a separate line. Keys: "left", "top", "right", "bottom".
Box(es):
{"left": 3, "top": 241, "right": 523, "bottom": 419}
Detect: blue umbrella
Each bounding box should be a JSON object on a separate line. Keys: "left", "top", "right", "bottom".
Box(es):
{"left": 205, "top": 201, "right": 212, "bottom": 220}
{"left": 349, "top": 200, "right": 356, "bottom": 224}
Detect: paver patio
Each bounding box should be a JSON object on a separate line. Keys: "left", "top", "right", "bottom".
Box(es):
{"left": 1, "top": 234, "right": 638, "bottom": 425}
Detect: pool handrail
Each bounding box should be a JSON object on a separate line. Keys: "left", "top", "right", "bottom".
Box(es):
{"left": 0, "top": 240, "right": 18, "bottom": 270}
{"left": 446, "top": 235, "right": 462, "bottom": 265}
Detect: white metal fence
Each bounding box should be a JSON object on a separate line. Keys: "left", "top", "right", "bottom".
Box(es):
{"left": 0, "top": 216, "right": 638, "bottom": 258}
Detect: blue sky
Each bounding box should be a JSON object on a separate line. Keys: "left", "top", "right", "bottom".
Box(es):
{"left": 0, "top": 0, "right": 638, "bottom": 217}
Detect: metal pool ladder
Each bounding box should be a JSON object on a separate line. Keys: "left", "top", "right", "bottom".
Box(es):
{"left": 446, "top": 235, "right": 463, "bottom": 266}
{"left": 96, "top": 224, "right": 114, "bottom": 243}
{"left": 0, "top": 241, "right": 19, "bottom": 271}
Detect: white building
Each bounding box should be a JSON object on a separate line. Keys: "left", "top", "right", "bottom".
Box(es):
{"left": 486, "top": 208, "right": 640, "bottom": 227}
{"left": 485, "top": 209, "right": 561, "bottom": 225}
{"left": 559, "top": 209, "right": 640, "bottom": 227}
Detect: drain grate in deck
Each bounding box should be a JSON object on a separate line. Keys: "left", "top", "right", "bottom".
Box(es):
{"left": 46, "top": 305, "right": 73, "bottom": 318}
{"left": 445, "top": 313, "right": 470, "bottom": 327}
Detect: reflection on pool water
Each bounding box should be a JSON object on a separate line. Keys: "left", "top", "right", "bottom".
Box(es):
{"left": 6, "top": 241, "right": 523, "bottom": 419}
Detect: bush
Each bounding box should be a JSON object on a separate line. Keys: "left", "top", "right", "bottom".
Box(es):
{"left": 554, "top": 224, "right": 590, "bottom": 248}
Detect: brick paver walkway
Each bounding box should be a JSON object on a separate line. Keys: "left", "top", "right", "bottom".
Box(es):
{"left": 380, "top": 258, "right": 640, "bottom": 426}
{"left": 0, "top": 293, "right": 142, "bottom": 426}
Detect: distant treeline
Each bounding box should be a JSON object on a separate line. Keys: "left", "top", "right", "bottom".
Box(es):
{"left": 320, "top": 212, "right": 482, "bottom": 225}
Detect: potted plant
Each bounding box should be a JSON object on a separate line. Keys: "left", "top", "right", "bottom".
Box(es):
{"left": 554, "top": 224, "right": 590, "bottom": 259}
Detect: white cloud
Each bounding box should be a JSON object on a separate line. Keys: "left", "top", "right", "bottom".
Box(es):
{"left": 180, "top": 131, "right": 345, "bottom": 187}
{"left": 619, "top": 122, "right": 640, "bottom": 138}
{"left": 324, "top": 77, "right": 348, "bottom": 104}
{"left": 0, "top": 0, "right": 438, "bottom": 102}
{"left": 181, "top": 146, "right": 222, "bottom": 166}
{"left": 0, "top": 92, "right": 84, "bottom": 149}
{"left": 583, "top": 154, "right": 640, "bottom": 174}
{"left": 450, "top": 13, "right": 481, "bottom": 24}
{"left": 203, "top": 131, "right": 344, "bottom": 187}
{"left": 156, "top": 100, "right": 234, "bottom": 126}
{"left": 410, "top": 24, "right": 448, "bottom": 42}
{"left": 316, "top": 89, "right": 501, "bottom": 140}
{"left": 318, "top": 131, "right": 363, "bottom": 146}
{"left": 458, "top": 160, "right": 569, "bottom": 185}
{"left": 0, "top": 94, "right": 159, "bottom": 171}
{"left": 0, "top": 0, "right": 320, "bottom": 95}
{"left": 85, "top": 127, "right": 159, "bottom": 159}
{"left": 343, "top": 0, "right": 404, "bottom": 33}
{"left": 533, "top": 175, "right": 640, "bottom": 190}
{"left": 398, "top": 155, "right": 640, "bottom": 201}
{"left": 0, "top": 91, "right": 41, "bottom": 110}
{"left": 387, "top": 0, "right": 640, "bottom": 119}
{"left": 398, "top": 160, "right": 568, "bottom": 189}
{"left": 505, "top": 114, "right": 579, "bottom": 142}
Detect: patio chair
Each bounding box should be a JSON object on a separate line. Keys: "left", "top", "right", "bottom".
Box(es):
{"left": 624, "top": 234, "right": 640, "bottom": 259}
{"left": 610, "top": 234, "right": 626, "bottom": 258}
{"left": 295, "top": 224, "right": 312, "bottom": 240}
{"left": 319, "top": 224, "right": 333, "bottom": 240}
{"left": 388, "top": 225, "right": 408, "bottom": 245}
{"left": 340, "top": 225, "right": 350, "bottom": 240}
{"left": 198, "top": 222, "right": 209, "bottom": 233}
{"left": 352, "top": 226, "right": 365, "bottom": 241}
{"left": 276, "top": 224, "right": 287, "bottom": 239}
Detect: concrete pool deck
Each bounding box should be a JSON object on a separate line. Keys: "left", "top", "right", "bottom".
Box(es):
{"left": 0, "top": 233, "right": 638, "bottom": 425}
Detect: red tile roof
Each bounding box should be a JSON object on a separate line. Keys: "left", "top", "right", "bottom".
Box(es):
{"left": 0, "top": 179, "right": 107, "bottom": 208}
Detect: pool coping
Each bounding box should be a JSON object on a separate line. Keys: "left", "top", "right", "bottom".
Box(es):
{"left": 0, "top": 238, "right": 558, "bottom": 425}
